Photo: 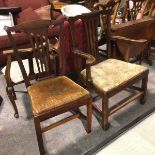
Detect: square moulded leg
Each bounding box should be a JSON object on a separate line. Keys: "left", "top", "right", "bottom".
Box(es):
{"left": 34, "top": 117, "right": 45, "bottom": 155}
{"left": 102, "top": 95, "right": 110, "bottom": 130}
{"left": 140, "top": 73, "right": 148, "bottom": 105}
{"left": 86, "top": 99, "right": 92, "bottom": 133}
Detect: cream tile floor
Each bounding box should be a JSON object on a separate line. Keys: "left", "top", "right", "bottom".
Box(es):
{"left": 96, "top": 112, "right": 155, "bottom": 155}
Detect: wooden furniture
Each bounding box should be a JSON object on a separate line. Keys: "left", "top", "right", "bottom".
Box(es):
{"left": 111, "top": 16, "right": 155, "bottom": 37}
{"left": 94, "top": 0, "right": 121, "bottom": 25}
{"left": 111, "top": 16, "right": 155, "bottom": 64}
{"left": 125, "top": 0, "right": 149, "bottom": 21}
{"left": 0, "top": 95, "right": 3, "bottom": 106}
{"left": 111, "top": 36, "right": 149, "bottom": 63}
{"left": 68, "top": 10, "right": 149, "bottom": 130}
{"left": 148, "top": 0, "right": 155, "bottom": 58}
{"left": 2, "top": 48, "right": 36, "bottom": 118}
{"left": 2, "top": 3, "right": 63, "bottom": 118}
{"left": 2, "top": 31, "right": 59, "bottom": 118}
{"left": 5, "top": 19, "right": 92, "bottom": 155}
{"left": 93, "top": 0, "right": 120, "bottom": 58}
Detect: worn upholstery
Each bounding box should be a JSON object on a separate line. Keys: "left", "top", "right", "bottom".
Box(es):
{"left": 28, "top": 76, "right": 90, "bottom": 115}
{"left": 81, "top": 59, "right": 148, "bottom": 92}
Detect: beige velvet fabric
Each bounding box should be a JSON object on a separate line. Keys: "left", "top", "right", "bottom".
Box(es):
{"left": 28, "top": 76, "right": 90, "bottom": 115}
{"left": 81, "top": 59, "right": 148, "bottom": 92}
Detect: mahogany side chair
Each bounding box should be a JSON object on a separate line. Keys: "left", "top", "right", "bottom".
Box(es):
{"left": 2, "top": 31, "right": 59, "bottom": 118}
{"left": 68, "top": 9, "right": 149, "bottom": 130}
{"left": 5, "top": 19, "right": 92, "bottom": 155}
{"left": 1, "top": 3, "right": 61, "bottom": 118}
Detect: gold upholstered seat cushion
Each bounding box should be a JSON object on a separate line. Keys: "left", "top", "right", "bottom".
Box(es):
{"left": 81, "top": 59, "right": 148, "bottom": 92}
{"left": 28, "top": 76, "right": 90, "bottom": 115}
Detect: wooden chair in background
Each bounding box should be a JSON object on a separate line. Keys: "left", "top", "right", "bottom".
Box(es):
{"left": 94, "top": 0, "right": 121, "bottom": 25}
{"left": 148, "top": 0, "right": 155, "bottom": 59}
{"left": 68, "top": 9, "right": 149, "bottom": 130}
{"left": 111, "top": 35, "right": 149, "bottom": 63}
{"left": 93, "top": 0, "right": 121, "bottom": 58}
{"left": 125, "top": 0, "right": 149, "bottom": 21}
{"left": 5, "top": 19, "right": 92, "bottom": 155}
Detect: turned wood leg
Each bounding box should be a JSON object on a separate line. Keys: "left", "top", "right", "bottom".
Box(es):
{"left": 140, "top": 74, "right": 148, "bottom": 105}
{"left": 86, "top": 99, "right": 92, "bottom": 133}
{"left": 6, "top": 87, "right": 19, "bottom": 118}
{"left": 12, "top": 87, "right": 17, "bottom": 100}
{"left": 34, "top": 117, "right": 45, "bottom": 155}
{"left": 102, "top": 95, "right": 109, "bottom": 130}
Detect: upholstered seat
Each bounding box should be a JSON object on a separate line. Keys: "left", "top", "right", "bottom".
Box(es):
{"left": 81, "top": 59, "right": 148, "bottom": 92}
{"left": 28, "top": 76, "right": 90, "bottom": 114}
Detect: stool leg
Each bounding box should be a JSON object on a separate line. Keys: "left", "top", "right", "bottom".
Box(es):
{"left": 102, "top": 95, "right": 109, "bottom": 130}
{"left": 34, "top": 117, "right": 45, "bottom": 155}
{"left": 86, "top": 99, "right": 92, "bottom": 133}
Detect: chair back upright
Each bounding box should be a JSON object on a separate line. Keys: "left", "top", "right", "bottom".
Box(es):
{"left": 68, "top": 11, "right": 99, "bottom": 59}
{"left": 5, "top": 19, "right": 63, "bottom": 88}
{"left": 68, "top": 9, "right": 112, "bottom": 64}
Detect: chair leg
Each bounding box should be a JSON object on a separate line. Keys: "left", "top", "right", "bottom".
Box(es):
{"left": 86, "top": 99, "right": 92, "bottom": 133}
{"left": 34, "top": 117, "right": 45, "bottom": 155}
{"left": 140, "top": 74, "right": 148, "bottom": 105}
{"left": 12, "top": 87, "right": 17, "bottom": 100}
{"left": 0, "top": 95, "right": 3, "bottom": 106}
{"left": 6, "top": 87, "right": 19, "bottom": 118}
{"left": 102, "top": 95, "right": 109, "bottom": 130}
